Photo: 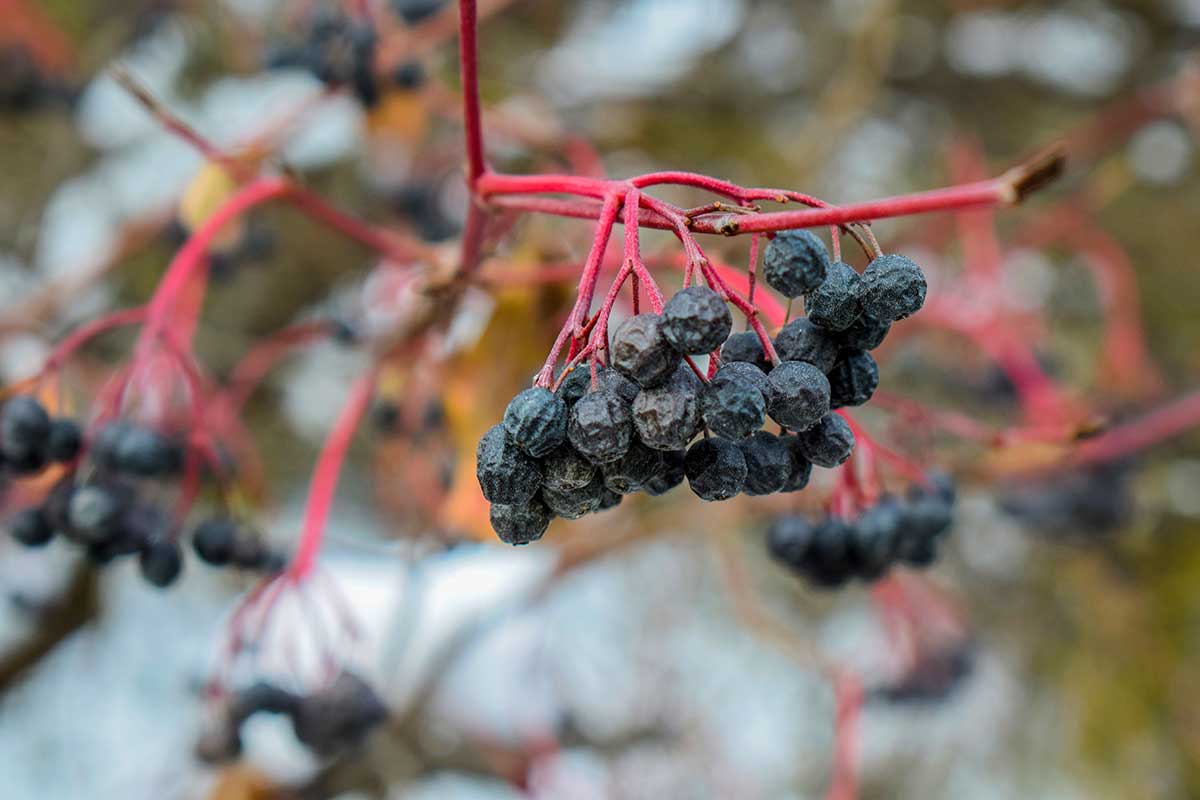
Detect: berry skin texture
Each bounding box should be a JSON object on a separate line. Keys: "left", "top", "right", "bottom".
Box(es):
{"left": 766, "top": 361, "right": 831, "bottom": 432}
{"left": 476, "top": 424, "right": 542, "bottom": 505}
{"left": 46, "top": 419, "right": 83, "bottom": 462}
{"left": 568, "top": 390, "right": 633, "bottom": 464}
{"left": 774, "top": 317, "right": 840, "bottom": 373}
{"left": 610, "top": 314, "right": 681, "bottom": 388}
{"left": 541, "top": 443, "right": 596, "bottom": 492}
{"left": 555, "top": 366, "right": 591, "bottom": 406}
{"left": 290, "top": 671, "right": 388, "bottom": 757}
{"left": 192, "top": 517, "right": 238, "bottom": 566}
{"left": 805, "top": 261, "right": 862, "bottom": 331}
{"left": 715, "top": 361, "right": 770, "bottom": 398}
{"left": 839, "top": 313, "right": 891, "bottom": 351}
{"left": 633, "top": 367, "right": 701, "bottom": 450}
{"left": 859, "top": 253, "right": 927, "bottom": 322}
{"left": 1, "top": 395, "right": 50, "bottom": 462}
{"left": 490, "top": 497, "right": 553, "bottom": 545}
{"left": 645, "top": 449, "right": 686, "bottom": 496}
{"left": 139, "top": 538, "right": 184, "bottom": 588}
{"left": 662, "top": 286, "right": 733, "bottom": 355}
{"left": 684, "top": 437, "right": 747, "bottom": 501}
{"left": 10, "top": 507, "right": 54, "bottom": 547}
{"left": 762, "top": 230, "right": 829, "bottom": 298}
{"left": 602, "top": 439, "right": 664, "bottom": 494}
{"left": 721, "top": 331, "right": 769, "bottom": 372}
{"left": 503, "top": 387, "right": 568, "bottom": 457}
{"left": 739, "top": 431, "right": 794, "bottom": 496}
{"left": 797, "top": 412, "right": 855, "bottom": 468}
{"left": 700, "top": 373, "right": 766, "bottom": 441}
{"left": 828, "top": 350, "right": 879, "bottom": 408}
{"left": 541, "top": 475, "right": 605, "bottom": 519}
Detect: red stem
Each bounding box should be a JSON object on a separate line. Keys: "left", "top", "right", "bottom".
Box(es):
{"left": 458, "top": 0, "right": 487, "bottom": 184}
{"left": 1073, "top": 389, "right": 1200, "bottom": 466}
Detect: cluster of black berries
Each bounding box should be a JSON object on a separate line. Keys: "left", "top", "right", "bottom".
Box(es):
{"left": 766, "top": 477, "right": 955, "bottom": 589}
{"left": 196, "top": 671, "right": 387, "bottom": 764}
{"left": 3, "top": 394, "right": 282, "bottom": 586}
{"left": 266, "top": 11, "right": 427, "bottom": 107}
{"left": 189, "top": 515, "right": 287, "bottom": 574}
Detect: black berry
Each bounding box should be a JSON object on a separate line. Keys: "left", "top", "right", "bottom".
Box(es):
{"left": 139, "top": 538, "right": 183, "bottom": 588}
{"left": 644, "top": 449, "right": 686, "bottom": 496}
{"left": 796, "top": 413, "right": 855, "bottom": 468}
{"left": 662, "top": 286, "right": 732, "bottom": 355}
{"left": 1, "top": 395, "right": 50, "bottom": 463}
{"left": 700, "top": 372, "right": 766, "bottom": 441}
{"left": 720, "top": 331, "right": 769, "bottom": 372}
{"left": 632, "top": 366, "right": 701, "bottom": 451}
{"left": 541, "top": 475, "right": 605, "bottom": 519}
{"left": 476, "top": 424, "right": 542, "bottom": 504}
{"left": 9, "top": 507, "right": 53, "bottom": 547}
{"left": 503, "top": 387, "right": 568, "bottom": 457}
{"left": 766, "top": 361, "right": 830, "bottom": 432}
{"left": 610, "top": 314, "right": 680, "bottom": 388}
{"left": 541, "top": 443, "right": 596, "bottom": 493}
{"left": 290, "top": 671, "right": 388, "bottom": 756}
{"left": 780, "top": 438, "right": 813, "bottom": 493}
{"left": 774, "top": 317, "right": 840, "bottom": 372}
{"left": 192, "top": 517, "right": 238, "bottom": 566}
{"left": 568, "top": 390, "right": 632, "bottom": 464}
{"left": 46, "top": 418, "right": 83, "bottom": 462}
{"left": 805, "top": 261, "right": 861, "bottom": 331}
{"left": 601, "top": 439, "right": 663, "bottom": 494}
{"left": 849, "top": 498, "right": 902, "bottom": 580}
{"left": 489, "top": 497, "right": 553, "bottom": 545}
{"left": 684, "top": 437, "right": 747, "bottom": 501}
{"left": 763, "top": 230, "right": 829, "bottom": 298}
{"left": 767, "top": 515, "right": 813, "bottom": 565}
{"left": 828, "top": 350, "right": 879, "bottom": 408}
{"left": 839, "top": 313, "right": 891, "bottom": 351}
{"left": 739, "top": 431, "right": 793, "bottom": 496}
{"left": 859, "top": 253, "right": 926, "bottom": 322}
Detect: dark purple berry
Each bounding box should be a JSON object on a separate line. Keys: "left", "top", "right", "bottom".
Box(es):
{"left": 541, "top": 475, "right": 605, "bottom": 519}
{"left": 840, "top": 313, "right": 891, "bottom": 351}
{"left": 828, "top": 350, "right": 878, "bottom": 408}
{"left": 541, "top": 443, "right": 596, "bottom": 493}
{"left": 46, "top": 418, "right": 83, "bottom": 462}
{"left": 684, "top": 437, "right": 746, "bottom": 501}
{"left": 489, "top": 497, "right": 553, "bottom": 545}
{"left": 503, "top": 387, "right": 568, "bottom": 457}
{"left": 596, "top": 365, "right": 641, "bottom": 404}
{"left": 139, "top": 538, "right": 183, "bottom": 588}
{"left": 596, "top": 487, "right": 623, "bottom": 512}
{"left": 662, "top": 286, "right": 732, "bottom": 355}
{"left": 192, "top": 517, "right": 238, "bottom": 566}
{"left": 739, "top": 431, "right": 793, "bottom": 496}
{"left": 632, "top": 366, "right": 701, "bottom": 451}
{"left": 700, "top": 374, "right": 766, "bottom": 441}
{"left": 774, "top": 317, "right": 839, "bottom": 372}
{"left": 610, "top": 314, "right": 680, "bottom": 388}
{"left": 290, "top": 671, "right": 388, "bottom": 756}
{"left": 720, "top": 331, "right": 769, "bottom": 372}
{"left": 805, "top": 261, "right": 861, "bottom": 331}
{"left": 555, "top": 366, "right": 591, "bottom": 406}
{"left": 766, "top": 361, "right": 830, "bottom": 431}
{"left": 781, "top": 438, "right": 813, "bottom": 493}
{"left": 644, "top": 449, "right": 686, "bottom": 496}
{"left": 601, "top": 439, "right": 663, "bottom": 494}
{"left": 762, "top": 230, "right": 829, "bottom": 298}
{"left": 568, "top": 390, "right": 632, "bottom": 464}
{"left": 476, "top": 424, "right": 542, "bottom": 504}
{"left": 859, "top": 253, "right": 927, "bottom": 322}
{"left": 797, "top": 413, "right": 855, "bottom": 468}
{"left": 9, "top": 507, "right": 53, "bottom": 547}
{"left": 715, "top": 361, "right": 770, "bottom": 398}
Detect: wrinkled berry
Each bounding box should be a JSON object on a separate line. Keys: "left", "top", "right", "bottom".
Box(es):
{"left": 739, "top": 431, "right": 794, "bottom": 496}
{"left": 490, "top": 497, "right": 553, "bottom": 545}
{"left": 684, "top": 437, "right": 747, "bottom": 501}
{"left": 568, "top": 390, "right": 632, "bottom": 464}
{"left": 797, "top": 413, "right": 855, "bottom": 468}
{"left": 763, "top": 230, "right": 829, "bottom": 298}
{"left": 193, "top": 517, "right": 238, "bottom": 566}
{"left": 9, "top": 507, "right": 53, "bottom": 547}
{"left": 476, "top": 424, "right": 542, "bottom": 504}
{"left": 632, "top": 366, "right": 701, "bottom": 451}
{"left": 715, "top": 361, "right": 770, "bottom": 398}
{"left": 541, "top": 443, "right": 596, "bottom": 492}
{"left": 503, "top": 387, "right": 568, "bottom": 457}
{"left": 721, "top": 331, "right": 769, "bottom": 372}
{"left": 541, "top": 475, "right": 605, "bottom": 519}
{"left": 610, "top": 314, "right": 680, "bottom": 388}
{"left": 700, "top": 373, "right": 766, "bottom": 441}
{"left": 662, "top": 286, "right": 732, "bottom": 355}
{"left": 806, "top": 261, "right": 861, "bottom": 331}
{"left": 602, "top": 440, "right": 663, "bottom": 494}
{"left": 774, "top": 317, "right": 840, "bottom": 372}
{"left": 139, "top": 538, "right": 183, "bottom": 588}
{"left": 859, "top": 253, "right": 926, "bottom": 322}
{"left": 828, "top": 350, "right": 879, "bottom": 408}
{"left": 766, "top": 361, "right": 830, "bottom": 431}
{"left": 596, "top": 366, "right": 641, "bottom": 404}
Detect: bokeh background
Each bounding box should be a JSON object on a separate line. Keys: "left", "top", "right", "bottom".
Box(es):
{"left": 3, "top": 0, "right": 1200, "bottom": 798}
